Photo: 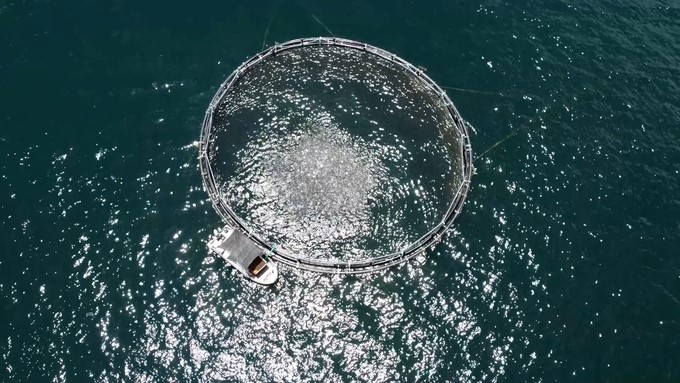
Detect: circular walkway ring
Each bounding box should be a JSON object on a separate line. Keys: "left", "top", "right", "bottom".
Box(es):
{"left": 199, "top": 37, "right": 473, "bottom": 274}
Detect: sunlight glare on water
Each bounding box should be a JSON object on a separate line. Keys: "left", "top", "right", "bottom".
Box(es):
{"left": 2, "top": 1, "right": 679, "bottom": 382}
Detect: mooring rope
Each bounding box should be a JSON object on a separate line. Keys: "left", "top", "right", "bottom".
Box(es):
{"left": 474, "top": 131, "right": 517, "bottom": 162}
{"left": 311, "top": 14, "right": 335, "bottom": 37}
{"left": 440, "top": 85, "right": 505, "bottom": 97}
{"left": 262, "top": 9, "right": 276, "bottom": 50}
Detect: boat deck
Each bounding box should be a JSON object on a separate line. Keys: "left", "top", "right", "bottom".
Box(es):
{"left": 208, "top": 226, "right": 278, "bottom": 285}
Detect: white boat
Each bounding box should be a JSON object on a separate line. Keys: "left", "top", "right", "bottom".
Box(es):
{"left": 207, "top": 227, "right": 278, "bottom": 285}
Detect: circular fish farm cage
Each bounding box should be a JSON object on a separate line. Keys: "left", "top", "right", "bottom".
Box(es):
{"left": 199, "top": 37, "right": 473, "bottom": 274}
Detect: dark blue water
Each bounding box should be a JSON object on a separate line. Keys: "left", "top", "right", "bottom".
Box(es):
{"left": 2, "top": 1, "right": 679, "bottom": 382}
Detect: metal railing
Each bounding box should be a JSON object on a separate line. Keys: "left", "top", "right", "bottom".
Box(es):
{"left": 199, "top": 37, "right": 473, "bottom": 274}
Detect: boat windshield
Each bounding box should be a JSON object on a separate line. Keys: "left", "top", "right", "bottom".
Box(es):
{"left": 248, "top": 256, "right": 268, "bottom": 276}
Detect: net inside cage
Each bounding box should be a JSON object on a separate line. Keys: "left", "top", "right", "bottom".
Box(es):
{"left": 205, "top": 39, "right": 469, "bottom": 267}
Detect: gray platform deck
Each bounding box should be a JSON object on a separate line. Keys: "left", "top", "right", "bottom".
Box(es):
{"left": 217, "top": 230, "right": 263, "bottom": 267}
